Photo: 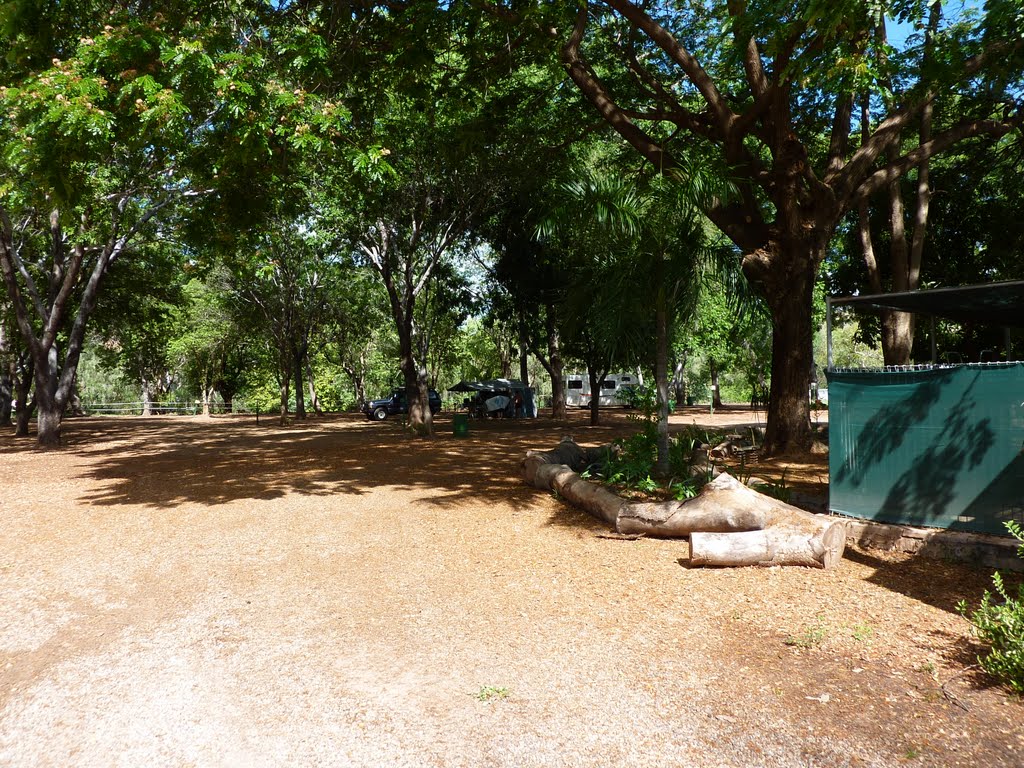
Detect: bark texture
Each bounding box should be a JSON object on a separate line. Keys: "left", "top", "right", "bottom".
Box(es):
{"left": 523, "top": 441, "right": 846, "bottom": 569}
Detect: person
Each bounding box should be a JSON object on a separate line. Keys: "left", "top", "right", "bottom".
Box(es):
{"left": 513, "top": 391, "right": 523, "bottom": 418}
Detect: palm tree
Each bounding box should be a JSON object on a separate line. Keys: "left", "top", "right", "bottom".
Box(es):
{"left": 542, "top": 160, "right": 734, "bottom": 476}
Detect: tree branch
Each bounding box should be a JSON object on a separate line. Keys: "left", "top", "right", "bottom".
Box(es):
{"left": 562, "top": 5, "right": 678, "bottom": 174}
{"left": 604, "top": 0, "right": 735, "bottom": 130}
{"left": 851, "top": 115, "right": 1023, "bottom": 205}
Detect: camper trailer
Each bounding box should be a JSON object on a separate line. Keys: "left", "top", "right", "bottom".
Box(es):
{"left": 562, "top": 373, "right": 638, "bottom": 408}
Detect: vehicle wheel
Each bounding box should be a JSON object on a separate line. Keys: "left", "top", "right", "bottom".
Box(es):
{"left": 372, "top": 406, "right": 388, "bottom": 421}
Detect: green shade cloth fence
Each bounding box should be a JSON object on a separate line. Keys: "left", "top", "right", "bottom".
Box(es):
{"left": 828, "top": 363, "right": 1024, "bottom": 535}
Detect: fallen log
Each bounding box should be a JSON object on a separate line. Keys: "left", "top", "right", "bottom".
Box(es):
{"left": 684, "top": 474, "right": 847, "bottom": 569}
{"left": 555, "top": 473, "right": 624, "bottom": 526}
{"left": 617, "top": 472, "right": 784, "bottom": 537}
{"left": 522, "top": 442, "right": 846, "bottom": 569}
{"left": 521, "top": 437, "right": 612, "bottom": 487}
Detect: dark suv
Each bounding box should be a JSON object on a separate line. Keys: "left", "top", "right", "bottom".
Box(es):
{"left": 362, "top": 388, "right": 442, "bottom": 421}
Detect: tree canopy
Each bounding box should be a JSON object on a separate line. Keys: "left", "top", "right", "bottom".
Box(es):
{"left": 1, "top": 0, "right": 1021, "bottom": 451}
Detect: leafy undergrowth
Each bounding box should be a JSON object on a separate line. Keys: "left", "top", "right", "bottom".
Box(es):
{"left": 583, "top": 420, "right": 796, "bottom": 505}
{"left": 959, "top": 521, "right": 1024, "bottom": 693}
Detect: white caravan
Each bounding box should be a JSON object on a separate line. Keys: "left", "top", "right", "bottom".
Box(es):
{"left": 563, "top": 372, "right": 638, "bottom": 408}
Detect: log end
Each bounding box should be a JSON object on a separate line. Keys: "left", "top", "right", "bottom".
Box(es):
{"left": 818, "top": 519, "right": 849, "bottom": 570}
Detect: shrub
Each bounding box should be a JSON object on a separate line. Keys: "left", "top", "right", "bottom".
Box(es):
{"left": 958, "top": 521, "right": 1024, "bottom": 693}
{"left": 604, "top": 430, "right": 658, "bottom": 486}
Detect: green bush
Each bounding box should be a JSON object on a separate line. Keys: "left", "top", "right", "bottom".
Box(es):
{"left": 958, "top": 521, "right": 1024, "bottom": 693}
{"left": 604, "top": 431, "right": 658, "bottom": 486}
{"left": 597, "top": 425, "right": 713, "bottom": 497}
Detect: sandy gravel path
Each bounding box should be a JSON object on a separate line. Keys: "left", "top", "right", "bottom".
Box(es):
{"left": 1, "top": 412, "right": 1020, "bottom": 767}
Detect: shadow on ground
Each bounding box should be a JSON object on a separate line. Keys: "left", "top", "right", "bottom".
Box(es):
{"left": 0, "top": 412, "right": 636, "bottom": 510}
{"left": 844, "top": 546, "right": 1021, "bottom": 617}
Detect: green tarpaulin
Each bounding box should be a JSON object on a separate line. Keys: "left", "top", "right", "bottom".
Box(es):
{"left": 829, "top": 363, "right": 1024, "bottom": 535}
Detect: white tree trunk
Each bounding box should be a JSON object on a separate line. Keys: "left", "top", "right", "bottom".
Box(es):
{"left": 523, "top": 442, "right": 846, "bottom": 569}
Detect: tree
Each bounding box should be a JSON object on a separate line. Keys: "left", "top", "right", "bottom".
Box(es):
{"left": 419, "top": 260, "right": 478, "bottom": 388}
{"left": 342, "top": 80, "right": 499, "bottom": 436}
{"left": 540, "top": 167, "right": 647, "bottom": 426}
{"left": 0, "top": 3, "right": 255, "bottom": 445}
{"left": 541, "top": 156, "right": 726, "bottom": 473}
{"left": 88, "top": 240, "right": 186, "bottom": 414}
{"left": 230, "top": 220, "right": 333, "bottom": 424}
{"left": 323, "top": 262, "right": 391, "bottom": 409}
{"left": 167, "top": 267, "right": 250, "bottom": 416}
{"left": 0, "top": 307, "right": 14, "bottom": 427}
{"left": 546, "top": 0, "right": 1024, "bottom": 452}
{"left": 490, "top": 207, "right": 574, "bottom": 420}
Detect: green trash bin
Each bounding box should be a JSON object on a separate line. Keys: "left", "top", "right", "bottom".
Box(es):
{"left": 453, "top": 413, "right": 470, "bottom": 437}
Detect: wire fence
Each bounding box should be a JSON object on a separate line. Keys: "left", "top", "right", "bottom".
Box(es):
{"left": 81, "top": 402, "right": 251, "bottom": 416}
{"left": 829, "top": 360, "right": 1021, "bottom": 374}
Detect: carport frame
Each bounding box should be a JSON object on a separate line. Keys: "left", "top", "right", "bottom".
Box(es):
{"left": 826, "top": 279, "right": 1024, "bottom": 368}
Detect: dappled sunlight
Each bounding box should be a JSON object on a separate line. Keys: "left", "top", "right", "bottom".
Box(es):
{"left": 0, "top": 413, "right": 637, "bottom": 511}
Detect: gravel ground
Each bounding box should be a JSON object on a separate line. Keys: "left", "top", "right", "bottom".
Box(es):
{"left": 1, "top": 411, "right": 1021, "bottom": 768}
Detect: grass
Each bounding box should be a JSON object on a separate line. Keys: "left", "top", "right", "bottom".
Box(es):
{"left": 784, "top": 620, "right": 828, "bottom": 649}
{"left": 851, "top": 623, "right": 874, "bottom": 642}
{"left": 472, "top": 685, "right": 509, "bottom": 702}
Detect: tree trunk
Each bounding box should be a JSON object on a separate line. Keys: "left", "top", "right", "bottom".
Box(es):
{"left": 0, "top": 360, "right": 12, "bottom": 428}
{"left": 353, "top": 364, "right": 366, "bottom": 409}
{"left": 671, "top": 356, "right": 686, "bottom": 405}
{"left": 763, "top": 296, "right": 813, "bottom": 453}
{"left": 518, "top": 315, "right": 530, "bottom": 383}
{"left": 14, "top": 355, "right": 33, "bottom": 436}
{"left": 587, "top": 366, "right": 602, "bottom": 426}
{"left": 749, "top": 240, "right": 819, "bottom": 455}
{"left": 141, "top": 378, "right": 153, "bottom": 416}
{"left": 710, "top": 359, "right": 723, "bottom": 409}
{"left": 215, "top": 380, "right": 237, "bottom": 414}
{"left": 279, "top": 369, "right": 290, "bottom": 426}
{"left": 0, "top": 322, "right": 9, "bottom": 427}
{"left": 654, "top": 297, "right": 670, "bottom": 478}
{"left": 546, "top": 308, "right": 566, "bottom": 420}
{"left": 36, "top": 400, "right": 61, "bottom": 446}
{"left": 292, "top": 346, "right": 306, "bottom": 420}
{"left": 881, "top": 310, "right": 915, "bottom": 366}
{"left": 67, "top": 376, "right": 85, "bottom": 417}
{"left": 523, "top": 445, "right": 846, "bottom": 568}
{"left": 686, "top": 475, "right": 846, "bottom": 568}
{"left": 499, "top": 341, "right": 512, "bottom": 379}
{"left": 33, "top": 346, "right": 62, "bottom": 447}
{"left": 15, "top": 399, "right": 33, "bottom": 436}
{"left": 398, "top": 323, "right": 433, "bottom": 437}
{"left": 305, "top": 359, "right": 323, "bottom": 415}
{"left": 411, "top": 363, "right": 434, "bottom": 435}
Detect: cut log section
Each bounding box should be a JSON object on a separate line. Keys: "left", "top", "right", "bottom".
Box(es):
{"left": 522, "top": 440, "right": 846, "bottom": 569}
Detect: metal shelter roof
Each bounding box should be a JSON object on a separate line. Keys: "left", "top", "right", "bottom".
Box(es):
{"left": 829, "top": 280, "right": 1024, "bottom": 328}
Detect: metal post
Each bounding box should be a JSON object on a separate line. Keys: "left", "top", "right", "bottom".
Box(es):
{"left": 1006, "top": 327, "right": 1013, "bottom": 362}
{"left": 930, "top": 316, "right": 937, "bottom": 365}
{"left": 826, "top": 297, "right": 834, "bottom": 369}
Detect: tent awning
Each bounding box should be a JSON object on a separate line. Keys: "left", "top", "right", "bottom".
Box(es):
{"left": 447, "top": 380, "right": 492, "bottom": 393}
{"left": 829, "top": 280, "right": 1024, "bottom": 329}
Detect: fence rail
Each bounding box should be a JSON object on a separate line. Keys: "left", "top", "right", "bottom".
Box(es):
{"left": 81, "top": 402, "right": 250, "bottom": 416}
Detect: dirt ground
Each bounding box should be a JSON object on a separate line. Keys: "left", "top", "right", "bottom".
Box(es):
{"left": 1, "top": 407, "right": 1021, "bottom": 767}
